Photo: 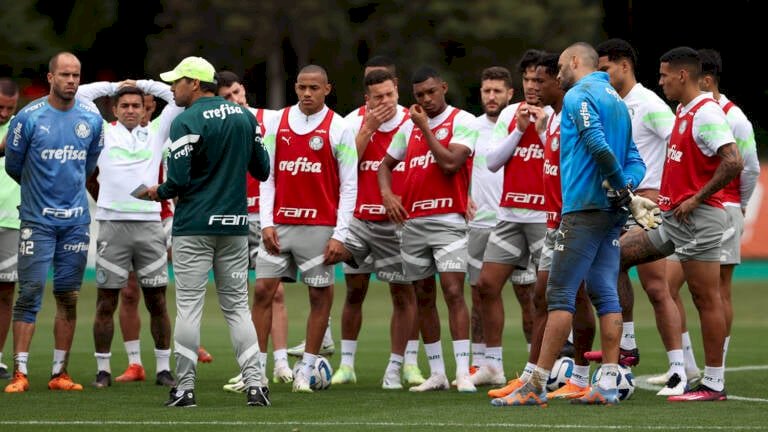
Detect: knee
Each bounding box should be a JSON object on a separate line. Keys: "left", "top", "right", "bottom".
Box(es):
{"left": 345, "top": 286, "right": 367, "bottom": 305}
{"left": 253, "top": 281, "right": 276, "bottom": 306}
{"left": 0, "top": 284, "right": 14, "bottom": 307}
{"left": 121, "top": 286, "right": 141, "bottom": 307}
{"left": 12, "top": 282, "right": 44, "bottom": 323}
{"left": 54, "top": 290, "right": 79, "bottom": 321}
{"left": 272, "top": 285, "right": 285, "bottom": 304}
{"left": 144, "top": 290, "right": 168, "bottom": 317}
{"left": 545, "top": 285, "right": 576, "bottom": 314}
{"left": 442, "top": 287, "right": 466, "bottom": 307}
{"left": 95, "top": 292, "right": 118, "bottom": 318}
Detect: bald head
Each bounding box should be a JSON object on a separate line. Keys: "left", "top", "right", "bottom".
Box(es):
{"left": 49, "top": 52, "right": 80, "bottom": 74}
{"left": 564, "top": 42, "right": 599, "bottom": 69}
{"left": 557, "top": 42, "right": 599, "bottom": 90}
{"left": 298, "top": 64, "right": 328, "bottom": 84}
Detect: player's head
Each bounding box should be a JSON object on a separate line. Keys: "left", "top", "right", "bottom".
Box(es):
{"left": 596, "top": 38, "right": 638, "bottom": 94}
{"left": 518, "top": 49, "right": 544, "bottom": 105}
{"left": 697, "top": 49, "right": 722, "bottom": 92}
{"left": 0, "top": 78, "right": 19, "bottom": 126}
{"left": 536, "top": 53, "right": 564, "bottom": 107}
{"left": 112, "top": 86, "right": 145, "bottom": 131}
{"left": 558, "top": 42, "right": 599, "bottom": 91}
{"left": 658, "top": 47, "right": 700, "bottom": 103}
{"left": 364, "top": 55, "right": 397, "bottom": 77}
{"left": 480, "top": 66, "right": 513, "bottom": 118}
{"left": 364, "top": 69, "right": 399, "bottom": 116}
{"left": 217, "top": 70, "right": 249, "bottom": 107}
{"left": 160, "top": 56, "right": 218, "bottom": 108}
{"left": 411, "top": 66, "right": 447, "bottom": 118}
{"left": 47, "top": 52, "right": 81, "bottom": 102}
{"left": 295, "top": 64, "right": 331, "bottom": 115}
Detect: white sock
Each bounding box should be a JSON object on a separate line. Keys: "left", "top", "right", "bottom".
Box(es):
{"left": 520, "top": 362, "right": 536, "bottom": 382}
{"left": 682, "top": 332, "right": 699, "bottom": 373}
{"left": 124, "top": 340, "right": 142, "bottom": 365}
{"left": 571, "top": 364, "right": 590, "bottom": 388}
{"left": 485, "top": 346, "right": 503, "bottom": 371}
{"left": 722, "top": 335, "right": 731, "bottom": 367}
{"left": 155, "top": 349, "right": 171, "bottom": 372}
{"left": 404, "top": 340, "right": 419, "bottom": 366}
{"left": 526, "top": 343, "right": 531, "bottom": 353}
{"left": 453, "top": 339, "right": 470, "bottom": 377}
{"left": 0, "top": 352, "right": 3, "bottom": 365}
{"left": 52, "top": 349, "right": 67, "bottom": 375}
{"left": 273, "top": 349, "right": 288, "bottom": 368}
{"left": 301, "top": 353, "right": 317, "bottom": 378}
{"left": 667, "top": 349, "right": 686, "bottom": 379}
{"left": 532, "top": 366, "right": 549, "bottom": 391}
{"left": 15, "top": 352, "right": 29, "bottom": 375}
{"left": 385, "top": 353, "right": 404, "bottom": 374}
{"left": 258, "top": 352, "right": 268, "bottom": 373}
{"left": 598, "top": 363, "right": 619, "bottom": 390}
{"left": 424, "top": 341, "right": 445, "bottom": 375}
{"left": 620, "top": 322, "right": 636, "bottom": 350}
{"left": 95, "top": 352, "right": 111, "bottom": 373}
{"left": 471, "top": 343, "right": 486, "bottom": 367}
{"left": 340, "top": 339, "right": 357, "bottom": 368}
{"left": 567, "top": 330, "right": 574, "bottom": 344}
{"left": 703, "top": 366, "right": 725, "bottom": 391}
{"left": 323, "top": 318, "right": 333, "bottom": 344}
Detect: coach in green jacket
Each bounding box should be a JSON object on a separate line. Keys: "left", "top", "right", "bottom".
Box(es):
{"left": 144, "top": 56, "right": 271, "bottom": 408}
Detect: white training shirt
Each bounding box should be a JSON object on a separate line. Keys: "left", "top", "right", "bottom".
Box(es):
{"left": 469, "top": 114, "right": 502, "bottom": 229}
{"left": 246, "top": 107, "right": 279, "bottom": 221}
{"left": 487, "top": 102, "right": 552, "bottom": 223}
{"left": 681, "top": 93, "right": 735, "bottom": 157}
{"left": 386, "top": 105, "right": 478, "bottom": 224}
{"left": 717, "top": 94, "right": 760, "bottom": 207}
{"left": 259, "top": 104, "right": 357, "bottom": 242}
{"left": 623, "top": 83, "right": 673, "bottom": 190}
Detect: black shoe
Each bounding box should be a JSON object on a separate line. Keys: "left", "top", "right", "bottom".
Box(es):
{"left": 165, "top": 387, "right": 196, "bottom": 407}
{"left": 156, "top": 370, "right": 176, "bottom": 387}
{"left": 0, "top": 366, "right": 11, "bottom": 380}
{"left": 246, "top": 386, "right": 271, "bottom": 407}
{"left": 91, "top": 370, "right": 112, "bottom": 389}
{"left": 559, "top": 341, "right": 575, "bottom": 359}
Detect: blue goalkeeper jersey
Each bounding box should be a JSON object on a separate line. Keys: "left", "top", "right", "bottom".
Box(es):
{"left": 4, "top": 96, "right": 104, "bottom": 226}
{"left": 560, "top": 72, "right": 645, "bottom": 214}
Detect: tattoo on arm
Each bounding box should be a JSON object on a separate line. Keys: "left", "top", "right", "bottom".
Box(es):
{"left": 695, "top": 143, "right": 744, "bottom": 202}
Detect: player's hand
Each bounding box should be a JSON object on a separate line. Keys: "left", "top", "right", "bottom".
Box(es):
{"left": 118, "top": 79, "right": 137, "bottom": 89}
{"left": 515, "top": 104, "right": 545, "bottom": 132}
{"left": 673, "top": 196, "right": 701, "bottom": 224}
{"left": 602, "top": 180, "right": 631, "bottom": 209}
{"left": 409, "top": 104, "right": 429, "bottom": 131}
{"left": 382, "top": 191, "right": 408, "bottom": 225}
{"left": 628, "top": 194, "right": 662, "bottom": 230}
{"left": 466, "top": 196, "right": 477, "bottom": 222}
{"left": 323, "top": 239, "right": 347, "bottom": 265}
{"left": 262, "top": 227, "right": 280, "bottom": 255}
{"left": 141, "top": 185, "right": 160, "bottom": 201}
{"left": 534, "top": 109, "right": 549, "bottom": 135}
{"left": 364, "top": 103, "right": 397, "bottom": 132}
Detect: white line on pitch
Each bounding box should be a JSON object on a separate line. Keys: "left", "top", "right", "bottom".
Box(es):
{"left": 636, "top": 364, "right": 768, "bottom": 402}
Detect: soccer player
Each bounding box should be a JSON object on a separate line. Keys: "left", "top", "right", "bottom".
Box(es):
{"left": 620, "top": 47, "right": 743, "bottom": 402}
{"left": 144, "top": 56, "right": 271, "bottom": 407}
{"left": 378, "top": 66, "right": 479, "bottom": 392}
{"left": 593, "top": 39, "right": 688, "bottom": 396}
{"left": 494, "top": 42, "right": 646, "bottom": 407}
{"left": 4, "top": 52, "right": 104, "bottom": 393}
{"left": 216, "top": 71, "right": 294, "bottom": 390}
{"left": 77, "top": 80, "right": 182, "bottom": 389}
{"left": 0, "top": 78, "right": 20, "bottom": 380}
{"left": 465, "top": 66, "right": 514, "bottom": 386}
{"left": 332, "top": 68, "right": 418, "bottom": 389}
{"left": 474, "top": 50, "right": 549, "bottom": 387}
{"left": 655, "top": 48, "right": 760, "bottom": 384}
{"left": 254, "top": 65, "right": 357, "bottom": 393}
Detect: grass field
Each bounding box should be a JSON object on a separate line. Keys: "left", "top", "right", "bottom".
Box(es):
{"left": 1, "top": 273, "right": 766, "bottom": 431}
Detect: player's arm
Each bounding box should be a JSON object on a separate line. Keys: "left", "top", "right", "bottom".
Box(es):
{"left": 4, "top": 115, "right": 30, "bottom": 184}
{"left": 86, "top": 167, "right": 100, "bottom": 200}
{"left": 76, "top": 81, "right": 115, "bottom": 104}
{"left": 687, "top": 143, "right": 743, "bottom": 207}
{"left": 730, "top": 112, "right": 760, "bottom": 208}
{"left": 86, "top": 121, "right": 104, "bottom": 177}
{"left": 330, "top": 126, "right": 358, "bottom": 243}
{"left": 259, "top": 127, "right": 279, "bottom": 255}
{"left": 136, "top": 79, "right": 173, "bottom": 104}
{"left": 622, "top": 138, "right": 646, "bottom": 191}
{"left": 411, "top": 105, "right": 473, "bottom": 174}
{"left": 486, "top": 110, "right": 524, "bottom": 172}
{"left": 355, "top": 104, "right": 395, "bottom": 157}
{"left": 247, "top": 116, "right": 270, "bottom": 181}
{"left": 156, "top": 121, "right": 195, "bottom": 200}
{"left": 378, "top": 129, "right": 408, "bottom": 224}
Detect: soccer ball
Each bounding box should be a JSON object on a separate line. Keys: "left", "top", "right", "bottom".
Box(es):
{"left": 312, "top": 356, "right": 333, "bottom": 390}
{"left": 546, "top": 356, "right": 575, "bottom": 391}
{"left": 590, "top": 365, "right": 635, "bottom": 400}
{"left": 293, "top": 357, "right": 333, "bottom": 390}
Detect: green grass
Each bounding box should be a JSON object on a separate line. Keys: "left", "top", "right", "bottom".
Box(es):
{"left": 1, "top": 277, "right": 767, "bottom": 431}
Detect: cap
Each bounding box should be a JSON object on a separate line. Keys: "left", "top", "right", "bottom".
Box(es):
{"left": 160, "top": 57, "right": 217, "bottom": 84}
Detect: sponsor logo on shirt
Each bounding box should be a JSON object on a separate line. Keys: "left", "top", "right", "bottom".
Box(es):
{"left": 550, "top": 136, "right": 559, "bottom": 151}
{"left": 247, "top": 196, "right": 258, "bottom": 207}
{"left": 309, "top": 135, "right": 324, "bottom": 150}
{"left": 173, "top": 144, "right": 193, "bottom": 159}
{"left": 543, "top": 159, "right": 559, "bottom": 176}
{"left": 579, "top": 101, "right": 591, "bottom": 127}
{"left": 667, "top": 145, "right": 683, "bottom": 162}
{"left": 40, "top": 145, "right": 87, "bottom": 163}
{"left": 409, "top": 151, "right": 436, "bottom": 169}
{"left": 513, "top": 143, "right": 544, "bottom": 161}
{"left": 74, "top": 121, "right": 92, "bottom": 139}
{"left": 62, "top": 242, "right": 89, "bottom": 253}
{"left": 278, "top": 157, "right": 322, "bottom": 175}
{"left": 503, "top": 192, "right": 545, "bottom": 206}
{"left": 358, "top": 204, "right": 386, "bottom": 215}
{"left": 140, "top": 274, "right": 168, "bottom": 286}
{"left": 412, "top": 197, "right": 453, "bottom": 211}
{"left": 678, "top": 119, "right": 688, "bottom": 134}
{"left": 434, "top": 127, "right": 449, "bottom": 140}
{"left": 276, "top": 207, "right": 318, "bottom": 219}
{"left": 11, "top": 123, "right": 22, "bottom": 147}
{"left": 202, "top": 104, "right": 244, "bottom": 120}
{"left": 208, "top": 214, "right": 248, "bottom": 226}
{"left": 42, "top": 207, "right": 84, "bottom": 219}
{"left": 359, "top": 160, "right": 382, "bottom": 171}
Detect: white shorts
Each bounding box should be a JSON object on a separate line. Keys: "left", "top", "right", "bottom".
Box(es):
{"left": 344, "top": 218, "right": 408, "bottom": 283}
{"left": 401, "top": 218, "right": 468, "bottom": 280}
{"left": 255, "top": 225, "right": 335, "bottom": 287}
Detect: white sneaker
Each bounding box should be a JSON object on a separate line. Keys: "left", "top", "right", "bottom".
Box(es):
{"left": 382, "top": 369, "right": 403, "bottom": 390}
{"left": 222, "top": 377, "right": 246, "bottom": 393}
{"left": 656, "top": 373, "right": 687, "bottom": 396}
{"left": 292, "top": 371, "right": 313, "bottom": 393}
{"left": 409, "top": 373, "right": 449, "bottom": 392}
{"left": 469, "top": 365, "right": 506, "bottom": 386}
{"left": 455, "top": 373, "right": 477, "bottom": 393}
{"left": 227, "top": 373, "right": 243, "bottom": 384}
{"left": 646, "top": 372, "right": 669, "bottom": 385}
{"left": 273, "top": 364, "right": 294, "bottom": 384}
{"left": 287, "top": 340, "right": 336, "bottom": 357}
